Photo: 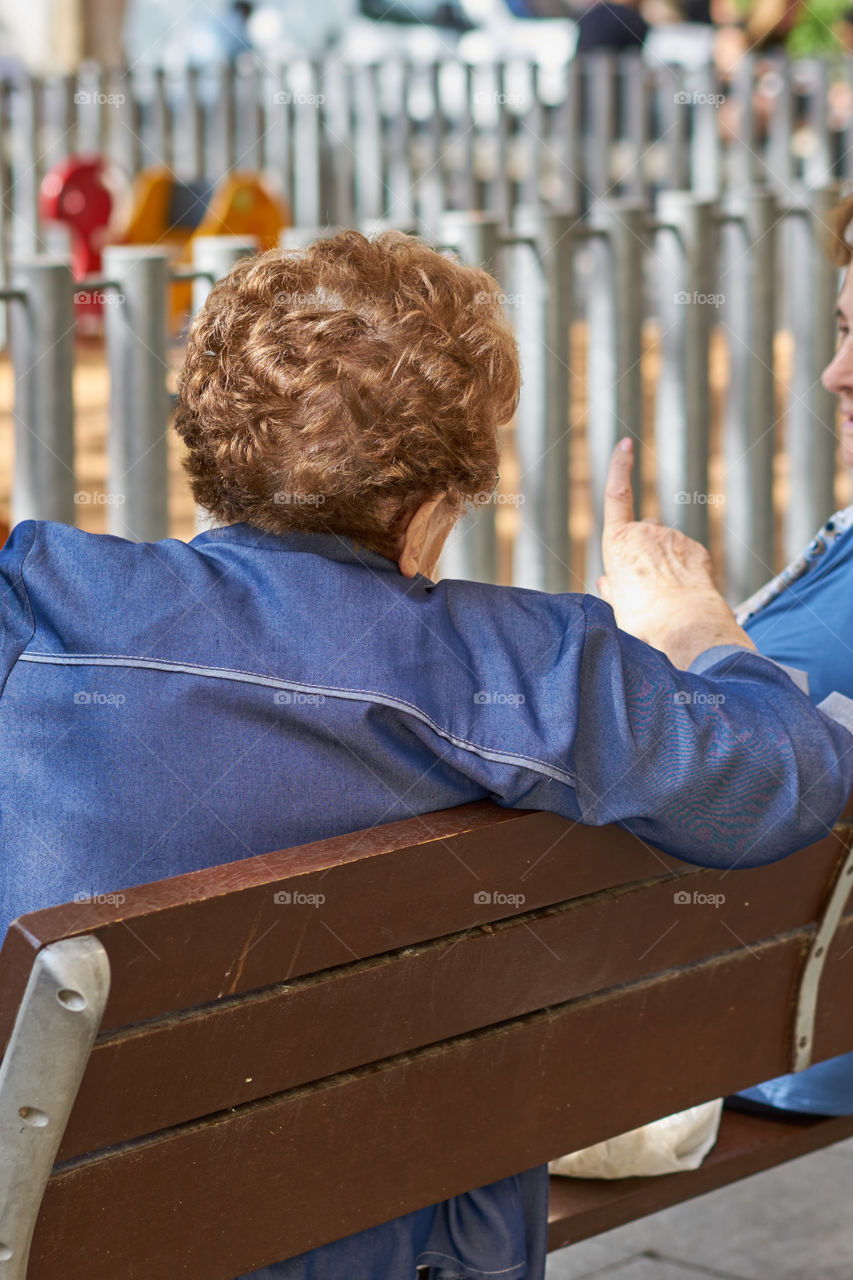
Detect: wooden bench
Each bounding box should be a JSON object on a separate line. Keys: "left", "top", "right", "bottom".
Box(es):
{"left": 2, "top": 798, "right": 853, "bottom": 1278}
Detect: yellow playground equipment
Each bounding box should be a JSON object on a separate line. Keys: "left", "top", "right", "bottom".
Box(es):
{"left": 121, "top": 168, "right": 292, "bottom": 323}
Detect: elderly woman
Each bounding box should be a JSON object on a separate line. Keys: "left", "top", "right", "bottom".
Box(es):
{"left": 722, "top": 193, "right": 853, "bottom": 1122}
{"left": 1, "top": 230, "right": 852, "bottom": 1279}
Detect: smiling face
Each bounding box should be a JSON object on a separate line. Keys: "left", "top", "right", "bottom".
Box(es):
{"left": 822, "top": 264, "right": 853, "bottom": 467}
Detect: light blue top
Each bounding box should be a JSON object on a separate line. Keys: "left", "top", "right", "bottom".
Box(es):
{"left": 736, "top": 508, "right": 853, "bottom": 1115}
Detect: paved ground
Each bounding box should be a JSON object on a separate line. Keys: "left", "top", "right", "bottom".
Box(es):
{"left": 546, "top": 1137, "right": 853, "bottom": 1280}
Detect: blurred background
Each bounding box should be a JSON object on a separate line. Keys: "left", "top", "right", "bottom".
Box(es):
{"left": 0, "top": 0, "right": 851, "bottom": 600}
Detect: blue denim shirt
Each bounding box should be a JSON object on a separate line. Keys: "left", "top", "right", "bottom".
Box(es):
{"left": 2, "top": 518, "right": 853, "bottom": 1279}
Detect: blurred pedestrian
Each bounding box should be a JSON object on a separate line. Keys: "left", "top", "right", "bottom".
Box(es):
{"left": 574, "top": 0, "right": 649, "bottom": 53}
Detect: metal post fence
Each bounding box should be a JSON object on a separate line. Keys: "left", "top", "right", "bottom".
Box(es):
{"left": 3, "top": 57, "right": 853, "bottom": 262}
{"left": 8, "top": 260, "right": 75, "bottom": 526}
{"left": 0, "top": 186, "right": 847, "bottom": 597}
{"left": 102, "top": 245, "right": 171, "bottom": 542}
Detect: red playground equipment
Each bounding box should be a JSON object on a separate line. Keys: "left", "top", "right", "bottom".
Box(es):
{"left": 38, "top": 156, "right": 291, "bottom": 329}
{"left": 38, "top": 157, "right": 115, "bottom": 324}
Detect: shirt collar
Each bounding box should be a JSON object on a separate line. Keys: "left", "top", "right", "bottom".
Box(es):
{"left": 190, "top": 522, "right": 416, "bottom": 578}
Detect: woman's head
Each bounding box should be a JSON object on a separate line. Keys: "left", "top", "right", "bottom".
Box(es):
{"left": 823, "top": 194, "right": 853, "bottom": 465}
{"left": 175, "top": 230, "right": 519, "bottom": 571}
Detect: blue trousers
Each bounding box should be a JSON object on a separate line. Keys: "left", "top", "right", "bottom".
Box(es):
{"left": 236, "top": 1165, "right": 549, "bottom": 1279}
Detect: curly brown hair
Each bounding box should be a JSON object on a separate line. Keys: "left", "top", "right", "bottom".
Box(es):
{"left": 174, "top": 230, "right": 520, "bottom": 559}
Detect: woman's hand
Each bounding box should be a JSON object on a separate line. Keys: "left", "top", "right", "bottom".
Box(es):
{"left": 598, "top": 439, "right": 756, "bottom": 668}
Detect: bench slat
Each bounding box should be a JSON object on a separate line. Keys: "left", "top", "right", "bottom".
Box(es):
{"left": 56, "top": 853, "right": 851, "bottom": 1161}
{"left": 3, "top": 804, "right": 710, "bottom": 1041}
{"left": 31, "top": 931, "right": 846, "bottom": 1280}
{"left": 2, "top": 803, "right": 702, "bottom": 1038}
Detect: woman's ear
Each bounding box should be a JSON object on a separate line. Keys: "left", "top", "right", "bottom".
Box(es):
{"left": 397, "top": 496, "right": 448, "bottom": 579}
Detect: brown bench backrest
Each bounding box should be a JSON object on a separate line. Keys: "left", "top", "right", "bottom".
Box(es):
{"left": 1, "top": 800, "right": 852, "bottom": 1279}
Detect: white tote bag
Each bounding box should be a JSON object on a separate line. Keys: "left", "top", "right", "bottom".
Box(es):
{"left": 549, "top": 1099, "right": 723, "bottom": 1179}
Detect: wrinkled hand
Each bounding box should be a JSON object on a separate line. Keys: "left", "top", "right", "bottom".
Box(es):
{"left": 597, "top": 439, "right": 754, "bottom": 668}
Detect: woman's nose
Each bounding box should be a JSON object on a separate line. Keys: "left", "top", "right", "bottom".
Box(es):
{"left": 823, "top": 345, "right": 853, "bottom": 395}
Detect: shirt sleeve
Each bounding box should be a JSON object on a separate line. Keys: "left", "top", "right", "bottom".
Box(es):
{"left": 0, "top": 521, "right": 36, "bottom": 697}
{"left": 404, "top": 588, "right": 853, "bottom": 870}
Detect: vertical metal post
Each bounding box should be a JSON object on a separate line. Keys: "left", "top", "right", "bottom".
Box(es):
{"left": 149, "top": 67, "right": 173, "bottom": 172}
{"left": 585, "top": 53, "right": 616, "bottom": 202}
{"left": 0, "top": 85, "right": 12, "bottom": 348}
{"left": 550, "top": 59, "right": 581, "bottom": 214}
{"left": 191, "top": 235, "right": 257, "bottom": 313}
{"left": 842, "top": 55, "right": 853, "bottom": 187}
{"left": 485, "top": 62, "right": 512, "bottom": 226}
{"left": 12, "top": 77, "right": 42, "bottom": 256}
{"left": 269, "top": 64, "right": 293, "bottom": 206}
{"left": 803, "top": 59, "right": 832, "bottom": 188}
{"left": 654, "top": 191, "right": 716, "bottom": 543}
{"left": 9, "top": 260, "right": 76, "bottom": 526}
{"left": 111, "top": 70, "right": 142, "bottom": 180}
{"left": 436, "top": 213, "right": 503, "bottom": 585}
{"left": 417, "top": 62, "right": 445, "bottom": 240}
{"left": 620, "top": 51, "right": 648, "bottom": 202}
{"left": 180, "top": 65, "right": 205, "bottom": 180}
{"left": 689, "top": 64, "right": 723, "bottom": 198}
{"left": 767, "top": 56, "right": 795, "bottom": 193}
{"left": 720, "top": 187, "right": 778, "bottom": 602}
{"left": 103, "top": 246, "right": 170, "bottom": 542}
{"left": 386, "top": 61, "right": 415, "bottom": 227}
{"left": 585, "top": 200, "right": 646, "bottom": 588}
{"left": 234, "top": 61, "right": 263, "bottom": 174}
{"left": 728, "top": 54, "right": 760, "bottom": 188}
{"left": 518, "top": 62, "right": 543, "bottom": 208}
{"left": 658, "top": 65, "right": 690, "bottom": 191}
{"left": 352, "top": 63, "right": 385, "bottom": 223}
{"left": 42, "top": 74, "right": 77, "bottom": 174}
{"left": 450, "top": 63, "right": 476, "bottom": 213}
{"left": 213, "top": 60, "right": 237, "bottom": 176}
{"left": 322, "top": 56, "right": 355, "bottom": 228}
{"left": 291, "top": 60, "right": 323, "bottom": 226}
{"left": 75, "top": 64, "right": 102, "bottom": 155}
{"left": 785, "top": 185, "right": 840, "bottom": 559}
{"left": 189, "top": 238, "right": 257, "bottom": 534}
{"left": 510, "top": 206, "right": 574, "bottom": 593}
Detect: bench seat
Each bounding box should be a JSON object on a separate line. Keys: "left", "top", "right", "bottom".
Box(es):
{"left": 548, "top": 1109, "right": 853, "bottom": 1251}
